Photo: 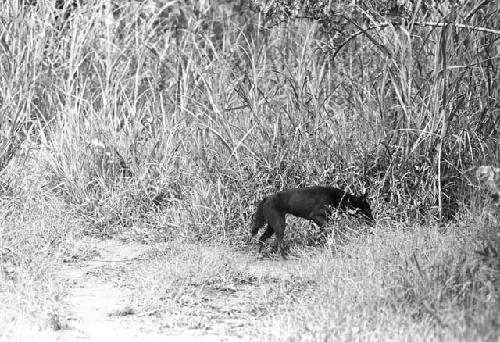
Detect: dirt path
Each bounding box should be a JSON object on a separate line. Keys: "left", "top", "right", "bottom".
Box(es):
{"left": 41, "top": 240, "right": 309, "bottom": 342}
{"left": 43, "top": 240, "right": 163, "bottom": 341}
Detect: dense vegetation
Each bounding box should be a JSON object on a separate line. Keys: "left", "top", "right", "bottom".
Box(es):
{"left": 1, "top": 0, "right": 499, "bottom": 340}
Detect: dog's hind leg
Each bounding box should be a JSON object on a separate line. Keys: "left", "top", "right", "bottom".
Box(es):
{"left": 263, "top": 197, "right": 287, "bottom": 259}
{"left": 274, "top": 224, "right": 287, "bottom": 259}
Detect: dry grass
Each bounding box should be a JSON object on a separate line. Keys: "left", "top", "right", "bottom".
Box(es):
{"left": 258, "top": 222, "right": 499, "bottom": 341}
{"left": 0, "top": 163, "right": 71, "bottom": 339}
{"left": 1, "top": 160, "right": 498, "bottom": 340}
{"left": 112, "top": 220, "right": 499, "bottom": 341}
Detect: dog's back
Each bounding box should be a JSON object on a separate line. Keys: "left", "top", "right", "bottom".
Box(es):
{"left": 276, "top": 186, "right": 373, "bottom": 221}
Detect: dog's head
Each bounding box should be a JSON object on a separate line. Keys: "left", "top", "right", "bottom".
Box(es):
{"left": 349, "top": 193, "right": 375, "bottom": 225}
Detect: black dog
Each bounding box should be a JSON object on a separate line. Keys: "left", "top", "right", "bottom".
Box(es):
{"left": 251, "top": 186, "right": 374, "bottom": 258}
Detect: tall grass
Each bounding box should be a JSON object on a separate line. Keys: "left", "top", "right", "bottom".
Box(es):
{"left": 0, "top": 0, "right": 497, "bottom": 231}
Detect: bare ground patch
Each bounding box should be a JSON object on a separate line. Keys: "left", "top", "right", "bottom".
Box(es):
{"left": 16, "top": 224, "right": 496, "bottom": 342}
{"left": 39, "top": 239, "right": 315, "bottom": 342}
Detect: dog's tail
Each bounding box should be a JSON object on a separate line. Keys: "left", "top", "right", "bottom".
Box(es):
{"left": 251, "top": 197, "right": 267, "bottom": 236}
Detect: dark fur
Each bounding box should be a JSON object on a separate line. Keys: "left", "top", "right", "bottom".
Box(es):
{"left": 252, "top": 186, "right": 374, "bottom": 258}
